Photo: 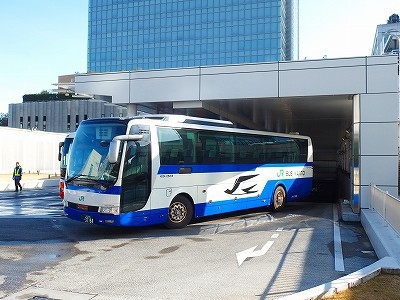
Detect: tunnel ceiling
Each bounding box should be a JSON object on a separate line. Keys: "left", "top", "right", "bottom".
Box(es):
{"left": 204, "top": 95, "right": 353, "bottom": 154}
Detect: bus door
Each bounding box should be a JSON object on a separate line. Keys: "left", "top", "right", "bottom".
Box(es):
{"left": 120, "top": 141, "right": 151, "bottom": 213}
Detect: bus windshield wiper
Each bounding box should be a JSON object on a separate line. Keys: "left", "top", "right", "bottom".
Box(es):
{"left": 67, "top": 174, "right": 106, "bottom": 186}
{"left": 66, "top": 173, "right": 85, "bottom": 183}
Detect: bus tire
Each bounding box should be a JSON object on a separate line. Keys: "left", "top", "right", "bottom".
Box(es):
{"left": 165, "top": 195, "right": 193, "bottom": 229}
{"left": 272, "top": 186, "right": 286, "bottom": 211}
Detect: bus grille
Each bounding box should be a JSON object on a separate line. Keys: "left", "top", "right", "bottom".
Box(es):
{"left": 67, "top": 202, "right": 98, "bottom": 212}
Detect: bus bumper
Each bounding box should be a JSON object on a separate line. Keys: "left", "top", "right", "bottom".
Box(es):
{"left": 64, "top": 207, "right": 168, "bottom": 227}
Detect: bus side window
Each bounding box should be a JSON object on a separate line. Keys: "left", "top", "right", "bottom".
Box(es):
{"left": 296, "top": 139, "right": 308, "bottom": 163}
{"left": 182, "top": 142, "right": 194, "bottom": 164}
{"left": 157, "top": 127, "right": 184, "bottom": 165}
{"left": 219, "top": 139, "right": 234, "bottom": 163}
{"left": 160, "top": 149, "right": 170, "bottom": 165}
{"left": 235, "top": 135, "right": 252, "bottom": 164}
{"left": 181, "top": 130, "right": 195, "bottom": 164}
{"left": 195, "top": 139, "right": 203, "bottom": 163}
{"left": 202, "top": 138, "right": 218, "bottom": 164}
{"left": 169, "top": 148, "right": 184, "bottom": 164}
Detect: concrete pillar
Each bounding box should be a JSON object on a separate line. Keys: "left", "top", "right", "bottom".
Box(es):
{"left": 126, "top": 104, "right": 137, "bottom": 116}
{"left": 352, "top": 93, "right": 399, "bottom": 212}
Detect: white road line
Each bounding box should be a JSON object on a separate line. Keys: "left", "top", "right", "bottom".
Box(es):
{"left": 333, "top": 205, "right": 345, "bottom": 272}
{"left": 271, "top": 233, "right": 280, "bottom": 239}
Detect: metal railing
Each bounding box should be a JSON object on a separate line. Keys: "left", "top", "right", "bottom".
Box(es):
{"left": 370, "top": 184, "right": 400, "bottom": 236}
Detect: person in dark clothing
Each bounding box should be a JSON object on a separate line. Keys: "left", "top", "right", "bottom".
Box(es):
{"left": 12, "top": 162, "right": 23, "bottom": 192}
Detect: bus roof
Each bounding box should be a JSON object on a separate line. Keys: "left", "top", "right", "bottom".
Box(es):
{"left": 130, "top": 114, "right": 234, "bottom": 127}
{"left": 79, "top": 115, "right": 310, "bottom": 141}
{"left": 130, "top": 115, "right": 311, "bottom": 140}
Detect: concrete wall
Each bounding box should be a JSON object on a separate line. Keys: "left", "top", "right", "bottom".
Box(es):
{"left": 75, "top": 55, "right": 400, "bottom": 211}
{"left": 348, "top": 56, "right": 400, "bottom": 211}
{"left": 76, "top": 56, "right": 394, "bottom": 103}
{"left": 354, "top": 93, "right": 399, "bottom": 210}
{"left": 0, "top": 127, "right": 66, "bottom": 175}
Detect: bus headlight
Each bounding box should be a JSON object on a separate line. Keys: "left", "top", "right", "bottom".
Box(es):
{"left": 99, "top": 206, "right": 120, "bottom": 215}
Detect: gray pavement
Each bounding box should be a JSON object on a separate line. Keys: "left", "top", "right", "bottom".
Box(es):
{"left": 279, "top": 200, "right": 400, "bottom": 299}
{"left": 1, "top": 180, "right": 400, "bottom": 299}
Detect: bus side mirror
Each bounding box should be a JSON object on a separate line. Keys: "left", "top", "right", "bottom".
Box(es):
{"left": 108, "top": 134, "right": 143, "bottom": 163}
{"left": 58, "top": 141, "right": 64, "bottom": 161}
{"left": 108, "top": 140, "right": 121, "bottom": 164}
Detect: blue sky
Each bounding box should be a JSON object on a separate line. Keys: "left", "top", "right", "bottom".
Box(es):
{"left": 0, "top": 0, "right": 88, "bottom": 113}
{"left": 0, "top": 0, "right": 398, "bottom": 113}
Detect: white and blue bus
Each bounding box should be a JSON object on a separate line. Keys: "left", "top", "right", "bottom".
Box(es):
{"left": 64, "top": 115, "right": 313, "bottom": 228}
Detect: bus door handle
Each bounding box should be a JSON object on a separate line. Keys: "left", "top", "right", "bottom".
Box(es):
{"left": 179, "top": 167, "right": 192, "bottom": 174}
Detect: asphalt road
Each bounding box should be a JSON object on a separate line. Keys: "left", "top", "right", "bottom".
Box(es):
{"left": 0, "top": 187, "right": 377, "bottom": 299}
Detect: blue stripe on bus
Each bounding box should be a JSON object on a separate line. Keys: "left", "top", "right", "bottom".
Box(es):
{"left": 64, "top": 177, "right": 313, "bottom": 227}
{"left": 66, "top": 184, "right": 122, "bottom": 195}
{"left": 158, "top": 162, "right": 312, "bottom": 174}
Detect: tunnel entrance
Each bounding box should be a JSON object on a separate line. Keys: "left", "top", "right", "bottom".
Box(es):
{"left": 166, "top": 95, "right": 354, "bottom": 203}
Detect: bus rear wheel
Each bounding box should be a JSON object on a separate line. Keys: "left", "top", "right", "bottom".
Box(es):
{"left": 272, "top": 186, "right": 286, "bottom": 211}
{"left": 165, "top": 195, "right": 193, "bottom": 229}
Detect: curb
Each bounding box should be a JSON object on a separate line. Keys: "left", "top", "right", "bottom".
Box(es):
{"left": 361, "top": 208, "right": 400, "bottom": 266}
{"left": 0, "top": 179, "right": 59, "bottom": 191}
{"left": 277, "top": 257, "right": 400, "bottom": 300}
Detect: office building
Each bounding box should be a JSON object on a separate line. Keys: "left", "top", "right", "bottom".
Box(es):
{"left": 8, "top": 98, "right": 127, "bottom": 133}
{"left": 372, "top": 13, "right": 400, "bottom": 55}
{"left": 7, "top": 75, "right": 128, "bottom": 133}
{"left": 88, "top": 0, "right": 299, "bottom": 72}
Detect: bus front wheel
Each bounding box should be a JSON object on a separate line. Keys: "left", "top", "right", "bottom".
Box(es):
{"left": 165, "top": 195, "right": 193, "bottom": 229}
{"left": 272, "top": 186, "right": 286, "bottom": 211}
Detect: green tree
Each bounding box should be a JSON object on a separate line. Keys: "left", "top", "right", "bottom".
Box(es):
{"left": 0, "top": 113, "right": 8, "bottom": 126}
{"left": 387, "top": 14, "right": 399, "bottom": 24}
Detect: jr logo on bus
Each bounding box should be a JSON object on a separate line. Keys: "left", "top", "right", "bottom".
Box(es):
{"left": 79, "top": 196, "right": 85, "bottom": 202}
{"left": 277, "top": 169, "right": 284, "bottom": 177}
{"left": 225, "top": 174, "right": 259, "bottom": 195}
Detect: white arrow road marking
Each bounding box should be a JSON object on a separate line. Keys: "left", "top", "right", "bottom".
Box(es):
{"left": 236, "top": 240, "right": 275, "bottom": 266}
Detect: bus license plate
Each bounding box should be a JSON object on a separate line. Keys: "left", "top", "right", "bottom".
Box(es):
{"left": 82, "top": 215, "right": 94, "bottom": 224}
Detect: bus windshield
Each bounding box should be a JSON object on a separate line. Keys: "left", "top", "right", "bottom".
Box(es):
{"left": 66, "top": 121, "right": 127, "bottom": 188}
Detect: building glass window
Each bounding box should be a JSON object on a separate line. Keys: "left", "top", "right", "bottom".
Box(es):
{"left": 87, "top": 0, "right": 298, "bottom": 72}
